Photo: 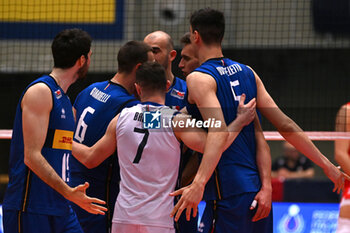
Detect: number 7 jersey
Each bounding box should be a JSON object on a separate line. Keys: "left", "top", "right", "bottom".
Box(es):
{"left": 113, "top": 102, "right": 181, "bottom": 228}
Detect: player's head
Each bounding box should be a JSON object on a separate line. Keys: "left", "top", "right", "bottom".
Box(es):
{"left": 117, "top": 41, "right": 154, "bottom": 74}
{"left": 282, "top": 142, "right": 300, "bottom": 161}
{"left": 190, "top": 8, "right": 225, "bottom": 46}
{"left": 178, "top": 32, "right": 200, "bottom": 77}
{"left": 144, "top": 31, "right": 176, "bottom": 71}
{"left": 52, "top": 28, "right": 92, "bottom": 79}
{"left": 135, "top": 62, "right": 168, "bottom": 99}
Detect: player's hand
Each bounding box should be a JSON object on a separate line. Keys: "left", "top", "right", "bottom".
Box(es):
{"left": 250, "top": 187, "right": 272, "bottom": 222}
{"left": 67, "top": 182, "right": 107, "bottom": 215}
{"left": 170, "top": 181, "right": 205, "bottom": 221}
{"left": 324, "top": 163, "right": 350, "bottom": 194}
{"left": 237, "top": 93, "right": 256, "bottom": 127}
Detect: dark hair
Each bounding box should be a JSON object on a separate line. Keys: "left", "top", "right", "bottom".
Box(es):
{"left": 180, "top": 32, "right": 191, "bottom": 45}
{"left": 136, "top": 62, "right": 167, "bottom": 93}
{"left": 190, "top": 8, "right": 225, "bottom": 45}
{"left": 52, "top": 28, "right": 92, "bottom": 69}
{"left": 118, "top": 41, "right": 152, "bottom": 73}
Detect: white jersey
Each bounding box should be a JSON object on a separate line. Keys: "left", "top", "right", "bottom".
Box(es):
{"left": 113, "top": 102, "right": 181, "bottom": 228}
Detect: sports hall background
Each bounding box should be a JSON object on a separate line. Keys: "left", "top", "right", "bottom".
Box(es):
{"left": 0, "top": 0, "right": 349, "bottom": 232}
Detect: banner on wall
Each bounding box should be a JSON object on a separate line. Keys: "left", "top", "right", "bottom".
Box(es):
{"left": 0, "top": 0, "right": 124, "bottom": 39}
{"left": 273, "top": 202, "right": 339, "bottom": 233}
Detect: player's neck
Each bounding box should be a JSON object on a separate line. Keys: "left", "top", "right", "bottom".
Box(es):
{"left": 141, "top": 94, "right": 165, "bottom": 105}
{"left": 111, "top": 72, "right": 134, "bottom": 95}
{"left": 198, "top": 45, "right": 223, "bottom": 64}
{"left": 166, "top": 70, "right": 174, "bottom": 88}
{"left": 50, "top": 68, "right": 76, "bottom": 93}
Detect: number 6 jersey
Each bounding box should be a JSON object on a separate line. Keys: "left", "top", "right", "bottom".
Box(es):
{"left": 113, "top": 102, "right": 181, "bottom": 228}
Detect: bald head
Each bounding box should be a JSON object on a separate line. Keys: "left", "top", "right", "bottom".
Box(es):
{"left": 144, "top": 31, "right": 174, "bottom": 52}
{"left": 143, "top": 31, "right": 176, "bottom": 77}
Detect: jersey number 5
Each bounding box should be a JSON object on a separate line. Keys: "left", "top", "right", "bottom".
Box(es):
{"left": 133, "top": 127, "right": 149, "bottom": 163}
{"left": 230, "top": 80, "right": 241, "bottom": 102}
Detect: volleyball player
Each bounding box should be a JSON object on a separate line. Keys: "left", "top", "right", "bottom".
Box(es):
{"left": 144, "top": 31, "right": 199, "bottom": 232}
{"left": 2, "top": 28, "right": 106, "bottom": 233}
{"left": 144, "top": 31, "right": 187, "bottom": 110}
{"left": 335, "top": 103, "right": 350, "bottom": 232}
{"left": 171, "top": 8, "right": 349, "bottom": 233}
{"left": 178, "top": 32, "right": 200, "bottom": 78}
{"left": 69, "top": 41, "right": 154, "bottom": 233}
{"left": 72, "top": 61, "right": 257, "bottom": 233}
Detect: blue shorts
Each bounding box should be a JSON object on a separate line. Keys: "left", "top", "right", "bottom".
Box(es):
{"left": 3, "top": 206, "right": 83, "bottom": 233}
{"left": 69, "top": 173, "right": 118, "bottom": 233}
{"left": 176, "top": 209, "right": 198, "bottom": 233}
{"left": 198, "top": 192, "right": 273, "bottom": 233}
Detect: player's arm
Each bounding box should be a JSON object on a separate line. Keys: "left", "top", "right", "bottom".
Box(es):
{"left": 251, "top": 115, "right": 272, "bottom": 222}
{"left": 171, "top": 72, "right": 229, "bottom": 221}
{"left": 22, "top": 83, "right": 106, "bottom": 215}
{"left": 335, "top": 104, "right": 350, "bottom": 176}
{"left": 72, "top": 114, "right": 119, "bottom": 169}
{"left": 177, "top": 95, "right": 256, "bottom": 187}
{"left": 251, "top": 67, "right": 349, "bottom": 192}
{"left": 173, "top": 114, "right": 207, "bottom": 153}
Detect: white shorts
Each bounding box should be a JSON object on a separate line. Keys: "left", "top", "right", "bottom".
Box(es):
{"left": 111, "top": 222, "right": 175, "bottom": 233}
{"left": 336, "top": 217, "right": 350, "bottom": 233}
{"left": 340, "top": 180, "right": 350, "bottom": 207}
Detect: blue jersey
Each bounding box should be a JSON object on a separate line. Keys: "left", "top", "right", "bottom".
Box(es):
{"left": 165, "top": 76, "right": 187, "bottom": 110}
{"left": 186, "top": 58, "right": 261, "bottom": 200}
{"left": 70, "top": 80, "right": 139, "bottom": 231}
{"left": 3, "top": 75, "right": 75, "bottom": 216}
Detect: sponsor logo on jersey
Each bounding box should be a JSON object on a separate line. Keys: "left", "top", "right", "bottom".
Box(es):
{"left": 170, "top": 88, "right": 185, "bottom": 100}
{"left": 55, "top": 89, "right": 62, "bottom": 99}
{"left": 52, "top": 129, "right": 73, "bottom": 150}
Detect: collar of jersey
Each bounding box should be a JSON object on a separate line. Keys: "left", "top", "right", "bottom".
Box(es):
{"left": 141, "top": 101, "right": 163, "bottom": 106}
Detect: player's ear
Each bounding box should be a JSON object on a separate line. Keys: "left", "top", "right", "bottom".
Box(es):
{"left": 169, "top": 49, "right": 177, "bottom": 62}
{"left": 132, "top": 63, "right": 142, "bottom": 74}
{"left": 77, "top": 54, "right": 86, "bottom": 67}
{"left": 193, "top": 30, "right": 200, "bottom": 44}
{"left": 135, "top": 83, "right": 142, "bottom": 97}
{"left": 166, "top": 80, "right": 171, "bottom": 91}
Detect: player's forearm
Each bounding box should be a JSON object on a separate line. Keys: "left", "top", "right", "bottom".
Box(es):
{"left": 24, "top": 150, "right": 73, "bottom": 199}
{"left": 192, "top": 131, "right": 228, "bottom": 187}
{"left": 277, "top": 119, "right": 330, "bottom": 170}
{"left": 225, "top": 120, "right": 244, "bottom": 150}
{"left": 256, "top": 139, "right": 272, "bottom": 190}
{"left": 72, "top": 141, "right": 95, "bottom": 168}
{"left": 181, "top": 152, "right": 200, "bottom": 187}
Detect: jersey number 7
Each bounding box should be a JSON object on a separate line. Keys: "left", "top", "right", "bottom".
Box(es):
{"left": 133, "top": 127, "right": 149, "bottom": 163}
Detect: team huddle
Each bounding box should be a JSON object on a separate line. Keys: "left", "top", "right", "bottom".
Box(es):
{"left": 2, "top": 8, "right": 350, "bottom": 233}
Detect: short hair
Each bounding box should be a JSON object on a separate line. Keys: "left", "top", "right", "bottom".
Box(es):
{"left": 52, "top": 28, "right": 92, "bottom": 69}
{"left": 190, "top": 8, "right": 225, "bottom": 45}
{"left": 180, "top": 32, "right": 191, "bottom": 46}
{"left": 136, "top": 62, "right": 167, "bottom": 93}
{"left": 117, "top": 41, "right": 152, "bottom": 73}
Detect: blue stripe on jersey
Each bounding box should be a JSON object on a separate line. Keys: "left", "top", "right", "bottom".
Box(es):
{"left": 3, "top": 75, "right": 74, "bottom": 215}
{"left": 186, "top": 58, "right": 261, "bottom": 200}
